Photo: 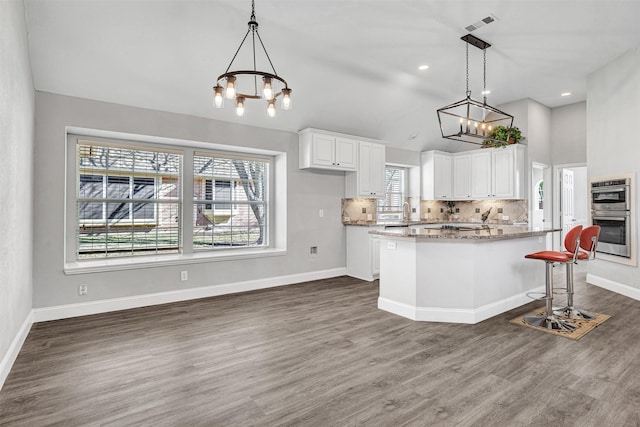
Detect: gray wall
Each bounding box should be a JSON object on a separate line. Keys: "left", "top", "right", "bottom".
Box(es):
{"left": 587, "top": 45, "right": 640, "bottom": 288}
{"left": 33, "top": 92, "right": 346, "bottom": 308}
{"left": 550, "top": 102, "right": 587, "bottom": 164}
{"left": 0, "top": 1, "right": 34, "bottom": 367}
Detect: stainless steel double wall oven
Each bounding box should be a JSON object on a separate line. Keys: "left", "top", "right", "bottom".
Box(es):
{"left": 591, "top": 178, "right": 631, "bottom": 258}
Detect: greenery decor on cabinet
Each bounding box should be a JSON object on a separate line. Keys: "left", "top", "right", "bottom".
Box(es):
{"left": 482, "top": 126, "right": 525, "bottom": 148}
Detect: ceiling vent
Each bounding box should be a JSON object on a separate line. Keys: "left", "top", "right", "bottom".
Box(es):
{"left": 465, "top": 14, "right": 498, "bottom": 32}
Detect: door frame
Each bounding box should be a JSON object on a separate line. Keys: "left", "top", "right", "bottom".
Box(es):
{"left": 552, "top": 162, "right": 586, "bottom": 251}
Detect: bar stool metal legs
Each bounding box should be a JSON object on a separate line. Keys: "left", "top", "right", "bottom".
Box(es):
{"left": 553, "top": 261, "right": 595, "bottom": 320}
{"left": 524, "top": 261, "right": 576, "bottom": 331}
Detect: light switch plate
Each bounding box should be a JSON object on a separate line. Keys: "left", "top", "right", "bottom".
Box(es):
{"left": 387, "top": 241, "right": 397, "bottom": 250}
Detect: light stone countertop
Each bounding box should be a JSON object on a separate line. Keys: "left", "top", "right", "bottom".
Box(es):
{"left": 369, "top": 224, "right": 560, "bottom": 241}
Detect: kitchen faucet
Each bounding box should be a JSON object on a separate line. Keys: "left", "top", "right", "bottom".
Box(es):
{"left": 481, "top": 207, "right": 492, "bottom": 223}
{"left": 403, "top": 201, "right": 410, "bottom": 220}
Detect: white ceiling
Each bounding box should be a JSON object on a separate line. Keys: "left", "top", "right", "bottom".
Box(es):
{"left": 24, "top": 0, "right": 640, "bottom": 152}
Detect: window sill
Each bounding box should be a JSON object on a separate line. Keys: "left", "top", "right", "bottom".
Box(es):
{"left": 64, "top": 248, "right": 287, "bottom": 275}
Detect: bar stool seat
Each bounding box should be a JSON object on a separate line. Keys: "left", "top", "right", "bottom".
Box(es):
{"left": 523, "top": 226, "right": 583, "bottom": 331}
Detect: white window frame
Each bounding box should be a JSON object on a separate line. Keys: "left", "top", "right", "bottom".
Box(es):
{"left": 64, "top": 129, "right": 287, "bottom": 274}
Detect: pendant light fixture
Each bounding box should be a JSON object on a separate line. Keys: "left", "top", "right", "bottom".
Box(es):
{"left": 212, "top": 0, "right": 292, "bottom": 117}
{"left": 437, "top": 34, "right": 513, "bottom": 145}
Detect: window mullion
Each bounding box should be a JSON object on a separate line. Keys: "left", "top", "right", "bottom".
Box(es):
{"left": 182, "top": 150, "right": 194, "bottom": 255}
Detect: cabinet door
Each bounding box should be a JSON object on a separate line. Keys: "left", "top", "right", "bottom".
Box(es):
{"left": 358, "top": 142, "right": 385, "bottom": 197}
{"left": 311, "top": 134, "right": 335, "bottom": 167}
{"left": 471, "top": 151, "right": 492, "bottom": 198}
{"left": 434, "top": 153, "right": 453, "bottom": 199}
{"left": 335, "top": 138, "right": 357, "bottom": 170}
{"left": 453, "top": 154, "right": 471, "bottom": 199}
{"left": 371, "top": 236, "right": 381, "bottom": 275}
{"left": 492, "top": 149, "right": 515, "bottom": 198}
{"left": 368, "top": 143, "right": 386, "bottom": 196}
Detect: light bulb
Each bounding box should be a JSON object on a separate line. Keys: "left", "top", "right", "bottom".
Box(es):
{"left": 267, "top": 99, "right": 276, "bottom": 117}
{"left": 226, "top": 76, "right": 236, "bottom": 99}
{"left": 236, "top": 96, "right": 245, "bottom": 116}
{"left": 281, "top": 88, "right": 292, "bottom": 110}
{"left": 213, "top": 85, "right": 224, "bottom": 108}
{"left": 263, "top": 77, "right": 273, "bottom": 99}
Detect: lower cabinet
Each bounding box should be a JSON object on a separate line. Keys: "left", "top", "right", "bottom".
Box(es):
{"left": 346, "top": 226, "right": 383, "bottom": 281}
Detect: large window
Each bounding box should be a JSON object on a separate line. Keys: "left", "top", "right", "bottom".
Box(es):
{"left": 76, "top": 143, "right": 181, "bottom": 258}
{"left": 193, "top": 153, "right": 268, "bottom": 249}
{"left": 72, "top": 139, "right": 272, "bottom": 262}
{"left": 377, "top": 166, "right": 406, "bottom": 220}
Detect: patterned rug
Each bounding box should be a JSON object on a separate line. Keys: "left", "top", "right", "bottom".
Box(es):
{"left": 509, "top": 310, "right": 611, "bottom": 340}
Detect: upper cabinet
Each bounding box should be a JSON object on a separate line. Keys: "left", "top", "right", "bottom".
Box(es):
{"left": 346, "top": 141, "right": 386, "bottom": 198}
{"left": 422, "top": 151, "right": 453, "bottom": 199}
{"left": 299, "top": 129, "right": 357, "bottom": 171}
{"left": 422, "top": 144, "right": 525, "bottom": 200}
{"left": 359, "top": 141, "right": 386, "bottom": 197}
{"left": 452, "top": 153, "right": 472, "bottom": 199}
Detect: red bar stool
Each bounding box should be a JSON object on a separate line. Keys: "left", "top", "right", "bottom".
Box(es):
{"left": 523, "top": 225, "right": 583, "bottom": 331}
{"left": 554, "top": 225, "right": 601, "bottom": 320}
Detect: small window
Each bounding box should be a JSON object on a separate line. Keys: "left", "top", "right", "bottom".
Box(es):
{"left": 377, "top": 166, "right": 406, "bottom": 220}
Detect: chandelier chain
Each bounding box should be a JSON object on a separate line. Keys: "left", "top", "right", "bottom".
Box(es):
{"left": 483, "top": 48, "right": 487, "bottom": 103}
{"left": 465, "top": 42, "right": 469, "bottom": 96}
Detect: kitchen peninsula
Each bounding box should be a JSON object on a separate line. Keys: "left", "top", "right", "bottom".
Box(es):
{"left": 372, "top": 225, "right": 561, "bottom": 324}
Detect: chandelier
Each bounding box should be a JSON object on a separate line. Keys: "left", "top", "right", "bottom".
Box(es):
{"left": 213, "top": 0, "right": 292, "bottom": 117}
{"left": 436, "top": 34, "right": 513, "bottom": 145}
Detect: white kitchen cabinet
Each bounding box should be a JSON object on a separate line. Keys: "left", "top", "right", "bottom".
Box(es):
{"left": 299, "top": 129, "right": 357, "bottom": 171}
{"left": 471, "top": 151, "right": 492, "bottom": 198}
{"left": 453, "top": 153, "right": 472, "bottom": 199}
{"left": 346, "top": 225, "right": 383, "bottom": 281}
{"left": 357, "top": 141, "right": 386, "bottom": 197}
{"left": 423, "top": 145, "right": 525, "bottom": 200}
{"left": 492, "top": 147, "right": 516, "bottom": 198}
{"left": 421, "top": 151, "right": 453, "bottom": 200}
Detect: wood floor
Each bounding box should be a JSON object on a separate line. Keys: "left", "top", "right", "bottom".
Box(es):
{"left": 2, "top": 267, "right": 640, "bottom": 426}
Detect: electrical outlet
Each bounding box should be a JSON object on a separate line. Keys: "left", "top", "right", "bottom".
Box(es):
{"left": 502, "top": 215, "right": 510, "bottom": 221}
{"left": 455, "top": 208, "right": 460, "bottom": 213}
{"left": 427, "top": 208, "right": 431, "bottom": 213}
{"left": 475, "top": 208, "right": 480, "bottom": 213}
{"left": 497, "top": 208, "right": 503, "bottom": 213}
{"left": 309, "top": 246, "right": 318, "bottom": 257}
{"left": 180, "top": 271, "right": 188, "bottom": 281}
{"left": 367, "top": 213, "right": 373, "bottom": 221}
{"left": 319, "top": 209, "right": 324, "bottom": 217}
{"left": 387, "top": 241, "right": 397, "bottom": 250}
{"left": 412, "top": 208, "right": 416, "bottom": 213}
{"left": 361, "top": 207, "right": 366, "bottom": 214}
{"left": 344, "top": 216, "right": 351, "bottom": 222}
{"left": 78, "top": 285, "right": 88, "bottom": 296}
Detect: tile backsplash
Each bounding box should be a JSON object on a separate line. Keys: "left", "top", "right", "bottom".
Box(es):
{"left": 420, "top": 199, "right": 528, "bottom": 223}
{"left": 342, "top": 198, "right": 528, "bottom": 224}
{"left": 341, "top": 198, "right": 378, "bottom": 224}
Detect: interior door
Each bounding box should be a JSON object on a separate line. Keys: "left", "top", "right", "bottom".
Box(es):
{"left": 561, "top": 168, "right": 575, "bottom": 242}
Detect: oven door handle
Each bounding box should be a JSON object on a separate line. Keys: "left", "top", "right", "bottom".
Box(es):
{"left": 593, "top": 216, "right": 628, "bottom": 221}
{"left": 591, "top": 186, "right": 627, "bottom": 193}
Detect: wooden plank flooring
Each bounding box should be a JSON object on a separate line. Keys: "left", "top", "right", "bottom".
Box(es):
{"left": 2, "top": 267, "right": 640, "bottom": 426}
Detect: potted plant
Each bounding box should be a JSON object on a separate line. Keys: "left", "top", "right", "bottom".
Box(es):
{"left": 483, "top": 125, "right": 525, "bottom": 148}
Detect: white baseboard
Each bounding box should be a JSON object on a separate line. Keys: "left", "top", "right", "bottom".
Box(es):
{"left": 0, "top": 311, "right": 33, "bottom": 392}
{"left": 32, "top": 267, "right": 346, "bottom": 323}
{"left": 378, "top": 286, "right": 544, "bottom": 324}
{"left": 587, "top": 274, "right": 640, "bottom": 301}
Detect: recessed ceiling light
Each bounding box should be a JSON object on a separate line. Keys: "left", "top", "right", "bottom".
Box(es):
{"left": 561, "top": 92, "right": 572, "bottom": 97}
{"left": 418, "top": 65, "right": 429, "bottom": 70}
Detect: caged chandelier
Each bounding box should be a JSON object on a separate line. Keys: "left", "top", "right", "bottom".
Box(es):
{"left": 436, "top": 34, "right": 513, "bottom": 145}
{"left": 213, "top": 0, "right": 292, "bottom": 117}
